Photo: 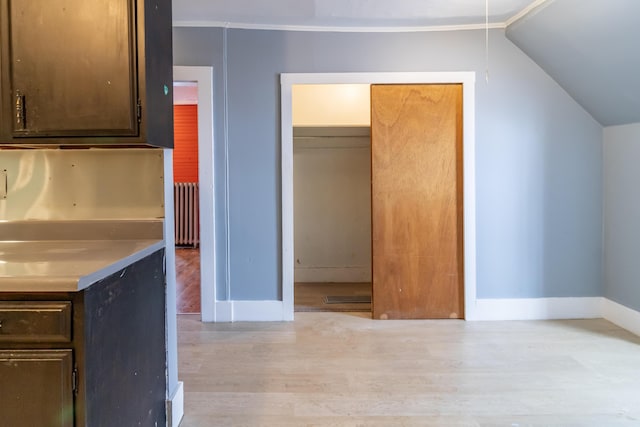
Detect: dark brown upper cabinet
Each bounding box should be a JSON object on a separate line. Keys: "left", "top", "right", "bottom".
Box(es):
{"left": 0, "top": 0, "right": 173, "bottom": 147}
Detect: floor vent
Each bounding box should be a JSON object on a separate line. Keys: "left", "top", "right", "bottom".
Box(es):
{"left": 324, "top": 295, "right": 372, "bottom": 304}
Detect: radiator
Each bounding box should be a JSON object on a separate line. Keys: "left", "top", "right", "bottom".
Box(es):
{"left": 174, "top": 182, "right": 200, "bottom": 247}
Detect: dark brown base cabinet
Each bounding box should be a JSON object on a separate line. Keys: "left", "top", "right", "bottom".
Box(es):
{"left": 0, "top": 250, "right": 166, "bottom": 427}
{"left": 0, "top": 350, "right": 74, "bottom": 426}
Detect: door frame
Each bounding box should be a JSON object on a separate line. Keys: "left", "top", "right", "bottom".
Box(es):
{"left": 172, "top": 66, "right": 216, "bottom": 321}
{"left": 280, "top": 72, "right": 477, "bottom": 321}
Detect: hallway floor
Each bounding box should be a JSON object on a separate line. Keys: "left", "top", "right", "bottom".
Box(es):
{"left": 176, "top": 248, "right": 200, "bottom": 313}
{"left": 177, "top": 312, "right": 640, "bottom": 426}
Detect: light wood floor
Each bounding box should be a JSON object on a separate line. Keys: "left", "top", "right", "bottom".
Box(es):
{"left": 177, "top": 313, "right": 640, "bottom": 426}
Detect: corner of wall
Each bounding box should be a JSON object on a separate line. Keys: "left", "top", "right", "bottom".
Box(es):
{"left": 602, "top": 298, "right": 640, "bottom": 337}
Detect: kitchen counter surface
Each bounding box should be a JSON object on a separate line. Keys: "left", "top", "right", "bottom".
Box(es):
{"left": 0, "top": 239, "right": 164, "bottom": 292}
{"left": 0, "top": 220, "right": 165, "bottom": 292}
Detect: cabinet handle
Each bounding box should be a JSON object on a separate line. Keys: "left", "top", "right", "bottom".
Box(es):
{"left": 15, "top": 91, "right": 26, "bottom": 130}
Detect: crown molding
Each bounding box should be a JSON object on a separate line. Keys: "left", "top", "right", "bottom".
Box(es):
{"left": 505, "top": 0, "right": 552, "bottom": 27}
{"left": 172, "top": 20, "right": 506, "bottom": 32}
{"left": 173, "top": 0, "right": 545, "bottom": 33}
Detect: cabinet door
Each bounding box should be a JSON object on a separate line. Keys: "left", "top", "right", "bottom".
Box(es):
{"left": 6, "top": 0, "right": 138, "bottom": 138}
{"left": 0, "top": 350, "right": 74, "bottom": 427}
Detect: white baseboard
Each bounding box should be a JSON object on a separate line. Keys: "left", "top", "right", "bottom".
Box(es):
{"left": 211, "top": 300, "right": 286, "bottom": 322}
{"left": 233, "top": 301, "right": 286, "bottom": 321}
{"left": 294, "top": 267, "right": 371, "bottom": 283}
{"left": 205, "top": 297, "right": 640, "bottom": 337}
{"left": 602, "top": 298, "right": 640, "bottom": 336}
{"left": 167, "top": 381, "right": 184, "bottom": 427}
{"left": 214, "top": 301, "right": 233, "bottom": 322}
{"left": 471, "top": 297, "right": 603, "bottom": 321}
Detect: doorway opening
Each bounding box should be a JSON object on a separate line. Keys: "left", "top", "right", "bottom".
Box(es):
{"left": 292, "top": 84, "right": 372, "bottom": 313}
{"left": 173, "top": 81, "right": 201, "bottom": 314}
{"left": 281, "top": 72, "right": 478, "bottom": 321}
{"left": 172, "top": 66, "right": 215, "bottom": 322}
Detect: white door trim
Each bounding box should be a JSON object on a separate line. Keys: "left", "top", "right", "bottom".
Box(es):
{"left": 173, "top": 66, "right": 216, "bottom": 322}
{"left": 280, "top": 72, "right": 477, "bottom": 321}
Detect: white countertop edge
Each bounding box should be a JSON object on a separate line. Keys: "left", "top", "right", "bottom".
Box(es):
{"left": 76, "top": 240, "right": 165, "bottom": 291}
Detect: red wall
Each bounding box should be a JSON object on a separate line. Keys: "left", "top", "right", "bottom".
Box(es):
{"left": 173, "top": 104, "right": 199, "bottom": 182}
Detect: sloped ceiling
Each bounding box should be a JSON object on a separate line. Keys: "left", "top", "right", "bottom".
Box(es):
{"left": 506, "top": 0, "right": 640, "bottom": 126}
{"left": 172, "top": 0, "right": 534, "bottom": 28}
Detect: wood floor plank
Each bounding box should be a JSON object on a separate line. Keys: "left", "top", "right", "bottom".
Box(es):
{"left": 177, "top": 313, "right": 640, "bottom": 426}
{"left": 176, "top": 248, "right": 200, "bottom": 313}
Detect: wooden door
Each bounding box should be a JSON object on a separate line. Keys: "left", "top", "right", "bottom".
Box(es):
{"left": 371, "top": 84, "right": 464, "bottom": 319}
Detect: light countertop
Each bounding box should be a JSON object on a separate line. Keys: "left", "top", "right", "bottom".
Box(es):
{"left": 0, "top": 220, "right": 164, "bottom": 292}
{"left": 0, "top": 239, "right": 164, "bottom": 292}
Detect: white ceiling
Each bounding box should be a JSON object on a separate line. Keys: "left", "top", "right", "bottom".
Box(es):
{"left": 173, "top": 82, "right": 198, "bottom": 105}
{"left": 172, "top": 0, "right": 541, "bottom": 29}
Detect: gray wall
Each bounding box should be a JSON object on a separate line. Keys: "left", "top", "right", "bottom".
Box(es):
{"left": 604, "top": 123, "right": 640, "bottom": 312}
{"left": 173, "top": 27, "right": 603, "bottom": 301}
{"left": 171, "top": 27, "right": 230, "bottom": 299}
